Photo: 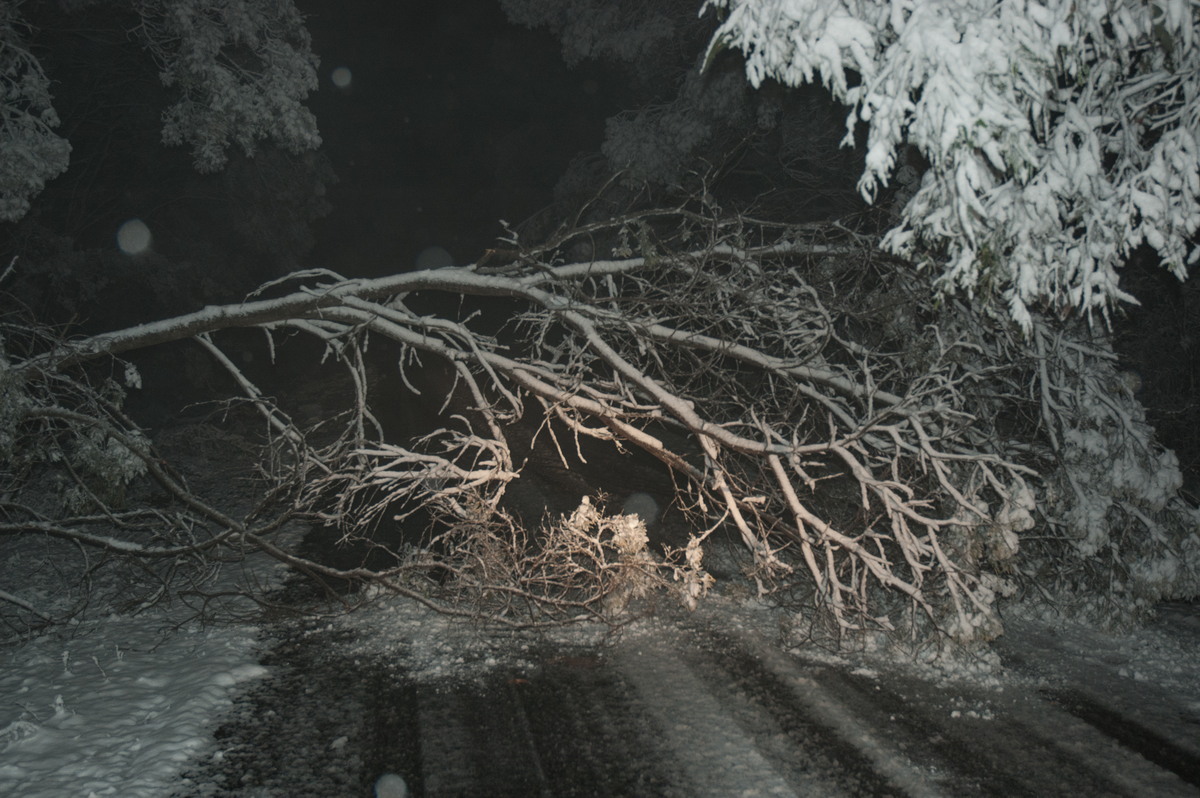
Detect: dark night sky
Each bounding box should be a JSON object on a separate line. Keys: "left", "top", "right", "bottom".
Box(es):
{"left": 297, "top": 0, "right": 630, "bottom": 277}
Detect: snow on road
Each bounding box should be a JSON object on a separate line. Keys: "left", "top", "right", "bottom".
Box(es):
{"left": 3, "top": 572, "right": 1200, "bottom": 796}
{"left": 166, "top": 581, "right": 1200, "bottom": 797}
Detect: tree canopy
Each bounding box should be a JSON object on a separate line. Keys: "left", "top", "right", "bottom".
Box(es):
{"left": 0, "top": 0, "right": 320, "bottom": 223}
{"left": 703, "top": 0, "right": 1200, "bottom": 330}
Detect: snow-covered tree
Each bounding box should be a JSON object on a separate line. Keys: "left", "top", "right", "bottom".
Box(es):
{"left": 703, "top": 0, "right": 1200, "bottom": 330}
{"left": 0, "top": 6, "right": 72, "bottom": 222}
{"left": 134, "top": 0, "right": 321, "bottom": 172}
{"left": 0, "top": 0, "right": 320, "bottom": 221}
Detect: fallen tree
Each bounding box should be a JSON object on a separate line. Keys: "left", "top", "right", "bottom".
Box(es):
{"left": 3, "top": 204, "right": 1196, "bottom": 646}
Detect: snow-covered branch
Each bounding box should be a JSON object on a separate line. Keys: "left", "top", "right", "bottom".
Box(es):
{"left": 704, "top": 0, "right": 1200, "bottom": 329}
{"left": 7, "top": 205, "right": 1195, "bottom": 641}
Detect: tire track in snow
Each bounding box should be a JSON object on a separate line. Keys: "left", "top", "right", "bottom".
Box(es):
{"left": 701, "top": 625, "right": 1198, "bottom": 797}
{"left": 412, "top": 649, "right": 687, "bottom": 796}
{"left": 809, "top": 664, "right": 1127, "bottom": 797}
{"left": 690, "top": 641, "right": 943, "bottom": 796}
{"left": 416, "top": 683, "right": 550, "bottom": 797}
{"left": 677, "top": 630, "right": 947, "bottom": 797}
{"left": 1045, "top": 688, "right": 1200, "bottom": 789}
{"left": 613, "top": 633, "right": 804, "bottom": 797}
{"left": 513, "top": 652, "right": 685, "bottom": 796}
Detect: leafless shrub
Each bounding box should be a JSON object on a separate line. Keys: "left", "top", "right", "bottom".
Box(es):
{"left": 411, "top": 493, "right": 685, "bottom": 624}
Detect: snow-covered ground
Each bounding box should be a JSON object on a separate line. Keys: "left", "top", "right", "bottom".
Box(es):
{"left": 0, "top": 507, "right": 297, "bottom": 798}
{"left": 0, "top": 426, "right": 300, "bottom": 798}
